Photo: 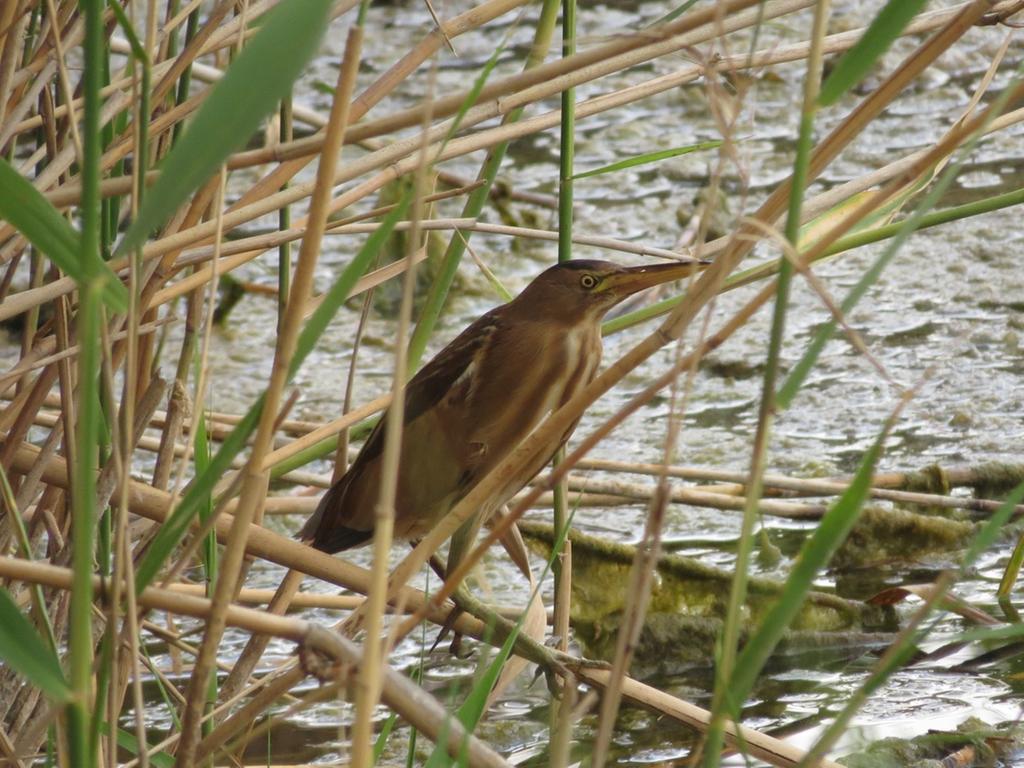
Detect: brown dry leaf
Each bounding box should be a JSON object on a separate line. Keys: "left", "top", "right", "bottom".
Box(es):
{"left": 488, "top": 520, "right": 547, "bottom": 705}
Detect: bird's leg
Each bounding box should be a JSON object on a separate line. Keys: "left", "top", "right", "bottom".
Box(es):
{"left": 419, "top": 537, "right": 608, "bottom": 681}
{"left": 421, "top": 546, "right": 469, "bottom": 657}
{"left": 435, "top": 515, "right": 485, "bottom": 657}
{"left": 449, "top": 584, "right": 609, "bottom": 697}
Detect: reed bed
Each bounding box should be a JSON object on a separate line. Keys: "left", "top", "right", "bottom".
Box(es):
{"left": 2, "top": 0, "right": 1024, "bottom": 766}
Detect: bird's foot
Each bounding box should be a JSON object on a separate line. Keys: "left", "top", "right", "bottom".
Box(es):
{"left": 428, "top": 604, "right": 464, "bottom": 654}
{"left": 554, "top": 650, "right": 612, "bottom": 674}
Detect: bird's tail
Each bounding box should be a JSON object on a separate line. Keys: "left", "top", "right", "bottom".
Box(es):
{"left": 296, "top": 483, "right": 373, "bottom": 553}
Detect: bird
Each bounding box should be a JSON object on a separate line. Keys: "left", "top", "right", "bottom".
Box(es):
{"left": 299, "top": 258, "right": 702, "bottom": 555}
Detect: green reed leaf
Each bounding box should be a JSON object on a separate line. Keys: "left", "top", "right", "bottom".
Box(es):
{"left": 0, "top": 589, "right": 72, "bottom": 701}
{"left": 0, "top": 160, "right": 127, "bottom": 312}
{"left": 726, "top": 429, "right": 885, "bottom": 706}
{"left": 572, "top": 140, "right": 722, "bottom": 179}
{"left": 818, "top": 0, "right": 929, "bottom": 106}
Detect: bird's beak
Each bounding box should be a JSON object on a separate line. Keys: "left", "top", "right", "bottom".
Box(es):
{"left": 604, "top": 260, "right": 706, "bottom": 299}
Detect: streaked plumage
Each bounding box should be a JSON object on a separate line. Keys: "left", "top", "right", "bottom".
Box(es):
{"left": 299, "top": 258, "right": 701, "bottom": 554}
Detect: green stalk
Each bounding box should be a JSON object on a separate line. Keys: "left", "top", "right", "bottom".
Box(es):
{"left": 0, "top": 465, "right": 60, "bottom": 654}
{"left": 94, "top": 21, "right": 120, "bottom": 759}
{"left": 137, "top": 57, "right": 151, "bottom": 201}
{"left": 101, "top": 47, "right": 121, "bottom": 256}
{"left": 278, "top": 93, "right": 293, "bottom": 331}
{"left": 164, "top": 0, "right": 182, "bottom": 60}
{"left": 68, "top": 0, "right": 107, "bottom": 760}
{"left": 551, "top": 1, "right": 576, "bottom": 751}
{"left": 21, "top": 5, "right": 41, "bottom": 68}
{"left": 357, "top": 0, "right": 371, "bottom": 26}
{"left": 194, "top": 412, "right": 217, "bottom": 586}
{"left": 172, "top": 7, "right": 200, "bottom": 142}
{"left": 69, "top": 281, "right": 102, "bottom": 759}
{"left": 90, "top": 630, "right": 113, "bottom": 761}
{"left": 557, "top": 0, "right": 575, "bottom": 265}
{"left": 406, "top": 0, "right": 560, "bottom": 370}
{"left": 823, "top": 184, "right": 1024, "bottom": 254}
{"left": 112, "top": 0, "right": 152, "bottom": 209}
{"left": 704, "top": 3, "right": 830, "bottom": 764}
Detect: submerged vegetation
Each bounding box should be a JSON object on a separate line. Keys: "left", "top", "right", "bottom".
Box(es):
{"left": 1, "top": 0, "right": 1024, "bottom": 765}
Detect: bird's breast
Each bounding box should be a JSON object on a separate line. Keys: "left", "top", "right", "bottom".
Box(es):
{"left": 460, "top": 322, "right": 601, "bottom": 464}
{"left": 542, "top": 323, "right": 603, "bottom": 417}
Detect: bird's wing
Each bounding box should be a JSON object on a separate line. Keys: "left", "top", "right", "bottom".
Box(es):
{"left": 339, "top": 309, "right": 498, "bottom": 471}
{"left": 403, "top": 309, "right": 500, "bottom": 426}
{"left": 301, "top": 311, "right": 501, "bottom": 552}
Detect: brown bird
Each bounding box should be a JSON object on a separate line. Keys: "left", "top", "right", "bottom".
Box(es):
{"left": 299, "top": 258, "right": 701, "bottom": 554}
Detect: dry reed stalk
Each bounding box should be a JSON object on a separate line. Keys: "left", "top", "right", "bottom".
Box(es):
{"left": 229, "top": 0, "right": 776, "bottom": 171}
{"left": 35, "top": 394, "right": 1010, "bottom": 519}
{"left": 592, "top": 483, "right": 671, "bottom": 764}
{"left": 350, "top": 62, "right": 439, "bottom": 768}
{"left": 202, "top": 29, "right": 371, "bottom": 721}
{"left": 0, "top": 529, "right": 842, "bottom": 768}
{"left": 5, "top": 435, "right": 573, "bottom": 668}
{"left": 8, "top": 51, "right": 1017, "bottom": 328}
{"left": 2, "top": 536, "right": 831, "bottom": 768}
{"left": 561, "top": 466, "right": 1023, "bottom": 515}
{"left": 228, "top": 0, "right": 982, "bottom": 177}
{"left": 216, "top": 563, "right": 299, "bottom": 702}
{"left": 40, "top": 0, "right": 83, "bottom": 165}
{"left": 22, "top": 0, "right": 84, "bottom": 76}
{"left": 154, "top": 217, "right": 696, "bottom": 276}
{"left": 573, "top": 458, "right": 1024, "bottom": 494}
{"left": 0, "top": 317, "right": 170, "bottom": 387}
{"left": 0, "top": 3, "right": 23, "bottom": 126}
{"left": 0, "top": 726, "right": 20, "bottom": 768}
{"left": 591, "top": 302, "right": 711, "bottom": 763}
{"left": 3, "top": 0, "right": 775, "bottom": 265}
{"left": 237, "top": 487, "right": 636, "bottom": 513}
{"left": 166, "top": 582, "right": 556, "bottom": 619}
{"left": 123, "top": 665, "right": 291, "bottom": 767}
{"left": 322, "top": 219, "right": 696, "bottom": 260}
{"left": 193, "top": 669, "right": 312, "bottom": 764}
{"left": 579, "top": 667, "right": 844, "bottom": 768}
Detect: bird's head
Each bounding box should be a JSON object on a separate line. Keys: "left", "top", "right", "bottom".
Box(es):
{"left": 513, "top": 258, "right": 704, "bottom": 324}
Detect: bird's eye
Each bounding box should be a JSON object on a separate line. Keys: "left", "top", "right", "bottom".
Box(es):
{"left": 580, "top": 274, "right": 598, "bottom": 289}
